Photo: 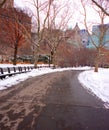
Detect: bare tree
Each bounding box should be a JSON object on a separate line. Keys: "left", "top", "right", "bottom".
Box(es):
{"left": 80, "top": 0, "right": 109, "bottom": 72}
{"left": 43, "top": 28, "right": 64, "bottom": 68}
{"left": 27, "top": 0, "right": 73, "bottom": 68}
{"left": 41, "top": 0, "right": 73, "bottom": 68}
{"left": 1, "top": 8, "right": 31, "bottom": 65}
{"left": 27, "top": 0, "right": 54, "bottom": 68}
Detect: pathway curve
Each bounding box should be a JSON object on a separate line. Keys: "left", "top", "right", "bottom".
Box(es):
{"left": 0, "top": 70, "right": 109, "bottom": 130}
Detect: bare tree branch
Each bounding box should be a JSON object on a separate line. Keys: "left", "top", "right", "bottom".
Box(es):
{"left": 0, "top": 0, "right": 7, "bottom": 8}
{"left": 81, "top": 0, "right": 109, "bottom": 72}
{"left": 92, "top": 0, "right": 109, "bottom": 16}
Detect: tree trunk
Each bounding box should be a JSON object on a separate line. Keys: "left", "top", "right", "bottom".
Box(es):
{"left": 34, "top": 55, "right": 39, "bottom": 68}
{"left": 53, "top": 51, "right": 57, "bottom": 69}
{"left": 53, "top": 54, "right": 56, "bottom": 68}
{"left": 34, "top": 46, "right": 39, "bottom": 68}
{"left": 94, "top": 61, "right": 99, "bottom": 72}
{"left": 94, "top": 48, "right": 100, "bottom": 72}
{"left": 51, "top": 50, "right": 56, "bottom": 69}
{"left": 13, "top": 45, "right": 18, "bottom": 65}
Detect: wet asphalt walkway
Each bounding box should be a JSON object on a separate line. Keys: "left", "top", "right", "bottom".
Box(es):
{"left": 35, "top": 70, "right": 109, "bottom": 130}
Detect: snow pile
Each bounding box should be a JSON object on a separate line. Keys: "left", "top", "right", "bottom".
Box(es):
{"left": 0, "top": 68, "right": 53, "bottom": 89}
{"left": 78, "top": 69, "right": 109, "bottom": 107}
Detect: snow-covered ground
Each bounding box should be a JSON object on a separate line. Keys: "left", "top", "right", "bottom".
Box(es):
{"left": 0, "top": 64, "right": 109, "bottom": 108}
{"left": 0, "top": 64, "right": 90, "bottom": 89}
{"left": 78, "top": 69, "right": 109, "bottom": 109}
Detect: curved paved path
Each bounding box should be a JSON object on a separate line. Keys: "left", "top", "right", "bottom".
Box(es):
{"left": 35, "top": 70, "right": 109, "bottom": 130}
{"left": 0, "top": 70, "right": 109, "bottom": 130}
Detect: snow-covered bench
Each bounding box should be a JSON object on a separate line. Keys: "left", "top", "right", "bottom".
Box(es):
{"left": 0, "top": 66, "right": 34, "bottom": 79}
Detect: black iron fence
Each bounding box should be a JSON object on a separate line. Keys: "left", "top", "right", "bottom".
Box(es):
{"left": 0, "top": 66, "right": 34, "bottom": 79}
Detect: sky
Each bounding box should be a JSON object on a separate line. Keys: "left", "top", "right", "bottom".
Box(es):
{"left": 0, "top": 64, "right": 109, "bottom": 109}
{"left": 14, "top": 0, "right": 81, "bottom": 28}
{"left": 14, "top": 0, "right": 25, "bottom": 8}
{"left": 14, "top": 0, "right": 109, "bottom": 30}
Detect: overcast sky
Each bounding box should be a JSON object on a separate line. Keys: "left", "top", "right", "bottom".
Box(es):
{"left": 14, "top": 0, "right": 82, "bottom": 28}
{"left": 14, "top": 0, "right": 109, "bottom": 30}
{"left": 14, "top": 0, "right": 26, "bottom": 8}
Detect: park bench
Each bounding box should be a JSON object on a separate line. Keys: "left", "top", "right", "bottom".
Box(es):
{"left": 0, "top": 66, "right": 34, "bottom": 79}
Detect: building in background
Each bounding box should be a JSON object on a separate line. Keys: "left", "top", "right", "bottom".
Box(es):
{"left": 80, "top": 29, "right": 89, "bottom": 47}
{"left": 87, "top": 24, "right": 109, "bottom": 49}
{"left": 65, "top": 23, "right": 89, "bottom": 48}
